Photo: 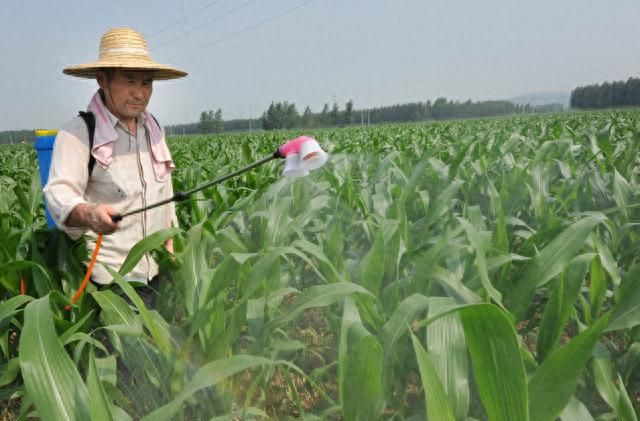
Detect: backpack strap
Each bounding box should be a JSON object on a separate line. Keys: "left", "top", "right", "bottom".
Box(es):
{"left": 78, "top": 111, "right": 96, "bottom": 176}
{"left": 149, "top": 113, "right": 161, "bottom": 130}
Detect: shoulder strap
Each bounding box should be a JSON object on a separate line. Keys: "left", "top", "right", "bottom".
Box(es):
{"left": 149, "top": 113, "right": 161, "bottom": 131}
{"left": 78, "top": 111, "right": 96, "bottom": 176}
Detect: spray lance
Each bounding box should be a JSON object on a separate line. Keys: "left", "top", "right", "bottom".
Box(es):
{"left": 67, "top": 136, "right": 329, "bottom": 309}
{"left": 110, "top": 135, "right": 328, "bottom": 222}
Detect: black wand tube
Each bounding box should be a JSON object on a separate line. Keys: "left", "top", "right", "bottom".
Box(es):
{"left": 111, "top": 150, "right": 283, "bottom": 223}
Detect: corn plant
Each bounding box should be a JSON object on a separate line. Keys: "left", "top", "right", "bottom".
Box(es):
{"left": 2, "top": 110, "right": 640, "bottom": 419}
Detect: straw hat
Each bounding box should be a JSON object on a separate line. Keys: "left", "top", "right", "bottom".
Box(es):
{"left": 63, "top": 28, "right": 187, "bottom": 80}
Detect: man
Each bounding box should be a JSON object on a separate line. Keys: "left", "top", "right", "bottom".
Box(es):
{"left": 43, "top": 28, "right": 187, "bottom": 293}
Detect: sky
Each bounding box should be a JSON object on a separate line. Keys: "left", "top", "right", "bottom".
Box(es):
{"left": 1, "top": 0, "right": 639, "bottom": 131}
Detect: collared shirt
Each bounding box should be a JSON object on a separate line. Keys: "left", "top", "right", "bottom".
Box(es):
{"left": 43, "top": 107, "right": 177, "bottom": 284}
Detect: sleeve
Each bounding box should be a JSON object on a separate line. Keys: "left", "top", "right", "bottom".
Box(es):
{"left": 42, "top": 123, "right": 90, "bottom": 239}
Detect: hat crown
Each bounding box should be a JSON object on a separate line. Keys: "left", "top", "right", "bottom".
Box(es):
{"left": 98, "top": 28, "right": 151, "bottom": 63}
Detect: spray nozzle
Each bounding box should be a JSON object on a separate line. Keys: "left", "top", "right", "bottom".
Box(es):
{"left": 278, "top": 136, "right": 328, "bottom": 177}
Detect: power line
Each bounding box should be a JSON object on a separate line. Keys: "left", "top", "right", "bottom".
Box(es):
{"left": 2, "top": 0, "right": 319, "bottom": 114}
{"left": 176, "top": 0, "right": 317, "bottom": 59}
{"left": 151, "top": 0, "right": 259, "bottom": 51}
{"left": 147, "top": 0, "right": 225, "bottom": 39}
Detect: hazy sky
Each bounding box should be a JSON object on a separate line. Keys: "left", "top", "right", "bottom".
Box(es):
{"left": 1, "top": 0, "right": 639, "bottom": 131}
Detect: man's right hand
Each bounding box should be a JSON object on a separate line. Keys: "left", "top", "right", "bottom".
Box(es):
{"left": 66, "top": 203, "right": 120, "bottom": 235}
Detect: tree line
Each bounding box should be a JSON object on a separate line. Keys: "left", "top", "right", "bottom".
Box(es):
{"left": 0, "top": 97, "right": 565, "bottom": 144}
{"left": 0, "top": 130, "right": 34, "bottom": 145}
{"left": 171, "top": 98, "right": 562, "bottom": 135}
{"left": 570, "top": 78, "right": 640, "bottom": 109}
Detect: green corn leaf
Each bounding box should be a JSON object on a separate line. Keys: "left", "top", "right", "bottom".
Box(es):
{"left": 19, "top": 296, "right": 90, "bottom": 421}
{"left": 426, "top": 297, "right": 469, "bottom": 420}
{"left": 592, "top": 341, "right": 617, "bottom": 409}
{"left": 559, "top": 397, "right": 595, "bottom": 421}
{"left": 428, "top": 264, "right": 482, "bottom": 304}
{"left": 507, "top": 213, "right": 606, "bottom": 319}
{"left": 528, "top": 314, "right": 610, "bottom": 421}
{"left": 380, "top": 293, "right": 431, "bottom": 357}
{"left": 118, "top": 227, "right": 180, "bottom": 276}
{"left": 0, "top": 295, "right": 31, "bottom": 326}
{"left": 536, "top": 254, "right": 591, "bottom": 362}
{"left": 458, "top": 304, "right": 528, "bottom": 421}
{"left": 357, "top": 230, "right": 385, "bottom": 294}
{"left": 458, "top": 217, "right": 502, "bottom": 305}
{"left": 623, "top": 343, "right": 640, "bottom": 383}
{"left": 339, "top": 297, "right": 385, "bottom": 421}
{"left": 175, "top": 223, "right": 211, "bottom": 316}
{"left": 612, "top": 169, "right": 633, "bottom": 221}
{"left": 107, "top": 267, "right": 172, "bottom": 356}
{"left": 92, "top": 289, "right": 165, "bottom": 400}
{"left": 616, "top": 374, "right": 638, "bottom": 421}
{"left": 410, "top": 332, "right": 456, "bottom": 421}
{"left": 140, "top": 354, "right": 274, "bottom": 421}
{"left": 86, "top": 348, "right": 115, "bottom": 421}
{"left": 0, "top": 357, "right": 21, "bottom": 388}
{"left": 589, "top": 255, "right": 606, "bottom": 319}
{"left": 266, "top": 282, "right": 372, "bottom": 329}
{"left": 606, "top": 264, "right": 640, "bottom": 332}
{"left": 426, "top": 180, "right": 464, "bottom": 225}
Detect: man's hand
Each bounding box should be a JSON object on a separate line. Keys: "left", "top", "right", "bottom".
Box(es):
{"left": 66, "top": 203, "right": 120, "bottom": 235}
{"left": 164, "top": 237, "right": 174, "bottom": 254}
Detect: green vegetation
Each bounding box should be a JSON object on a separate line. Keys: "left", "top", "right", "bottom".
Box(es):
{"left": 1, "top": 110, "right": 640, "bottom": 419}
{"left": 198, "top": 109, "right": 224, "bottom": 134}
{"left": 166, "top": 96, "right": 563, "bottom": 135}
{"left": 571, "top": 77, "right": 640, "bottom": 109}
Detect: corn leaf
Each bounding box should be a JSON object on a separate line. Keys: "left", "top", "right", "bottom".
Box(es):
{"left": 411, "top": 332, "right": 455, "bottom": 421}
{"left": 458, "top": 304, "right": 528, "bottom": 421}
{"left": 528, "top": 314, "right": 610, "bottom": 421}
{"left": 507, "top": 213, "right": 605, "bottom": 319}
{"left": 19, "top": 296, "right": 90, "bottom": 421}
{"left": 118, "top": 227, "right": 180, "bottom": 276}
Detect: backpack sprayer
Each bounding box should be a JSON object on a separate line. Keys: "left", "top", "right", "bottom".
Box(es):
{"left": 64, "top": 135, "right": 329, "bottom": 308}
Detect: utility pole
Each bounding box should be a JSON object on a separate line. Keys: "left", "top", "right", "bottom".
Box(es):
{"left": 249, "top": 105, "right": 252, "bottom": 133}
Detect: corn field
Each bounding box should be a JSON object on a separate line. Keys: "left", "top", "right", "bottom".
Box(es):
{"left": 2, "top": 110, "right": 640, "bottom": 420}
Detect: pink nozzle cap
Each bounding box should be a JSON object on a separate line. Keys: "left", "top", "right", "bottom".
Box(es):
{"left": 279, "top": 136, "right": 316, "bottom": 157}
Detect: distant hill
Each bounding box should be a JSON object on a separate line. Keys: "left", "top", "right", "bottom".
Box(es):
{"left": 510, "top": 92, "right": 571, "bottom": 108}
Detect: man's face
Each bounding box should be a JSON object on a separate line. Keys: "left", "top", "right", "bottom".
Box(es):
{"left": 97, "top": 69, "right": 153, "bottom": 122}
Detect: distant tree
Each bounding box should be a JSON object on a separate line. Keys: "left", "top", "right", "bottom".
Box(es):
{"left": 199, "top": 110, "right": 214, "bottom": 133}
{"left": 0, "top": 129, "right": 33, "bottom": 145}
{"left": 213, "top": 108, "right": 224, "bottom": 133}
{"left": 330, "top": 102, "right": 340, "bottom": 125}
{"left": 344, "top": 100, "right": 354, "bottom": 125}
{"left": 431, "top": 97, "right": 448, "bottom": 119}
{"left": 261, "top": 101, "right": 299, "bottom": 130}
{"left": 199, "top": 109, "right": 224, "bottom": 133}
{"left": 302, "top": 106, "right": 314, "bottom": 128}
{"left": 319, "top": 103, "right": 330, "bottom": 126}
{"left": 571, "top": 77, "right": 640, "bottom": 109}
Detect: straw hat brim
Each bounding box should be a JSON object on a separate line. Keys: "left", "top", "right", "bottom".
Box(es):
{"left": 63, "top": 61, "right": 187, "bottom": 80}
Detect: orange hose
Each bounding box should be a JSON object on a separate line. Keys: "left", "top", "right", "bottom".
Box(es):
{"left": 66, "top": 234, "right": 103, "bottom": 310}
{"left": 20, "top": 277, "right": 26, "bottom": 295}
